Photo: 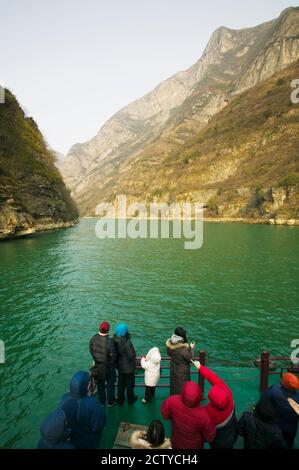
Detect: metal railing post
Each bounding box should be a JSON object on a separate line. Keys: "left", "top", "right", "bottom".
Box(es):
{"left": 198, "top": 350, "right": 206, "bottom": 395}
{"left": 260, "top": 351, "right": 270, "bottom": 392}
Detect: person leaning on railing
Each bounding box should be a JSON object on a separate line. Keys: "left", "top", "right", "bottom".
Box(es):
{"left": 166, "top": 326, "right": 195, "bottom": 396}
{"left": 140, "top": 347, "right": 161, "bottom": 404}
{"left": 113, "top": 323, "right": 138, "bottom": 405}
{"left": 89, "top": 321, "right": 117, "bottom": 407}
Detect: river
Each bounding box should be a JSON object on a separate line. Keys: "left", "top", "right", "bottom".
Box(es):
{"left": 0, "top": 219, "right": 298, "bottom": 447}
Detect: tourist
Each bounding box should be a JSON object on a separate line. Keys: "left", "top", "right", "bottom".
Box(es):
{"left": 161, "top": 381, "right": 216, "bottom": 449}
{"left": 113, "top": 323, "right": 138, "bottom": 405}
{"left": 262, "top": 372, "right": 299, "bottom": 449}
{"left": 140, "top": 347, "right": 161, "bottom": 404}
{"left": 238, "top": 398, "right": 288, "bottom": 449}
{"left": 89, "top": 321, "right": 117, "bottom": 407}
{"left": 59, "top": 371, "right": 107, "bottom": 449}
{"left": 192, "top": 360, "right": 237, "bottom": 449}
{"left": 166, "top": 326, "right": 195, "bottom": 395}
{"left": 37, "top": 409, "right": 75, "bottom": 449}
{"left": 130, "top": 420, "right": 171, "bottom": 449}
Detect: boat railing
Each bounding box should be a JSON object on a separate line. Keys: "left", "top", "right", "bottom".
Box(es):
{"left": 134, "top": 350, "right": 299, "bottom": 394}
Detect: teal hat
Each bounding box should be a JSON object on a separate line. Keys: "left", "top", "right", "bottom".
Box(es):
{"left": 115, "top": 323, "right": 128, "bottom": 337}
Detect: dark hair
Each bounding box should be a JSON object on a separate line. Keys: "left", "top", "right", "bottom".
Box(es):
{"left": 145, "top": 420, "right": 165, "bottom": 448}
{"left": 254, "top": 398, "right": 276, "bottom": 423}
{"left": 175, "top": 326, "right": 187, "bottom": 343}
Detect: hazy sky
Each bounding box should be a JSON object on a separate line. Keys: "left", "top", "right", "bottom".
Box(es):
{"left": 1, "top": 0, "right": 297, "bottom": 154}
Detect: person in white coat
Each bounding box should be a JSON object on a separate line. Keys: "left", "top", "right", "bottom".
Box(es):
{"left": 140, "top": 347, "right": 161, "bottom": 404}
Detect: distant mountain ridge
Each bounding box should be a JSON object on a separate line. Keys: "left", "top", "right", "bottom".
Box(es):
{"left": 97, "top": 61, "right": 298, "bottom": 223}
{"left": 61, "top": 7, "right": 299, "bottom": 221}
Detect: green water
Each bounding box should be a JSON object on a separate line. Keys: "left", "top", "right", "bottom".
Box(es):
{"left": 0, "top": 219, "right": 298, "bottom": 448}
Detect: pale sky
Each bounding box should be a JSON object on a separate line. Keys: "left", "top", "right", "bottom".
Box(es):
{"left": 0, "top": 0, "right": 297, "bottom": 155}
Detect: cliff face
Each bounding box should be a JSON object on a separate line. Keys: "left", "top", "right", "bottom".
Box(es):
{"left": 0, "top": 90, "right": 79, "bottom": 240}
{"left": 61, "top": 7, "right": 299, "bottom": 221}
{"left": 68, "top": 61, "right": 299, "bottom": 223}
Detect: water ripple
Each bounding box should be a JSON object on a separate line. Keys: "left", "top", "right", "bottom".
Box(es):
{"left": 0, "top": 220, "right": 298, "bottom": 447}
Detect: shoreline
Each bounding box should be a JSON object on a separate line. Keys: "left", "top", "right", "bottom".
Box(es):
{"left": 0, "top": 219, "right": 79, "bottom": 241}
{"left": 81, "top": 216, "right": 299, "bottom": 226}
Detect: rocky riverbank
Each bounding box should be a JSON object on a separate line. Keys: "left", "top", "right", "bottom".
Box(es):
{"left": 0, "top": 90, "right": 79, "bottom": 240}
{"left": 82, "top": 216, "right": 299, "bottom": 226}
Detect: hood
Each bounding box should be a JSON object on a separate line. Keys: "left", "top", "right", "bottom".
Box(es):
{"left": 40, "top": 409, "right": 70, "bottom": 445}
{"left": 174, "top": 327, "right": 187, "bottom": 343}
{"left": 170, "top": 334, "right": 184, "bottom": 344}
{"left": 208, "top": 385, "right": 229, "bottom": 410}
{"left": 69, "top": 371, "right": 90, "bottom": 399}
{"left": 114, "top": 335, "right": 129, "bottom": 354}
{"left": 254, "top": 398, "right": 277, "bottom": 423}
{"left": 115, "top": 323, "right": 128, "bottom": 337}
{"left": 147, "top": 347, "right": 161, "bottom": 364}
{"left": 166, "top": 338, "right": 189, "bottom": 351}
{"left": 281, "top": 372, "right": 299, "bottom": 391}
{"left": 114, "top": 335, "right": 128, "bottom": 345}
{"left": 182, "top": 381, "right": 202, "bottom": 408}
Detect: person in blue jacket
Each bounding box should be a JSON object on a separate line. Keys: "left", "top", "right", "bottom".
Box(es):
{"left": 263, "top": 372, "right": 299, "bottom": 449}
{"left": 59, "top": 370, "right": 107, "bottom": 449}
{"left": 113, "top": 323, "right": 137, "bottom": 405}
{"left": 37, "top": 409, "right": 75, "bottom": 449}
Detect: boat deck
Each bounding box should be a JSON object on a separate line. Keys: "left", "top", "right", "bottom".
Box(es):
{"left": 100, "top": 365, "right": 299, "bottom": 449}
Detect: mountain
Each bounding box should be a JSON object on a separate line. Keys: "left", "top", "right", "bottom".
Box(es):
{"left": 53, "top": 150, "right": 65, "bottom": 168}
{"left": 0, "top": 90, "right": 79, "bottom": 239}
{"left": 95, "top": 61, "right": 299, "bottom": 223}
{"left": 61, "top": 7, "right": 299, "bottom": 221}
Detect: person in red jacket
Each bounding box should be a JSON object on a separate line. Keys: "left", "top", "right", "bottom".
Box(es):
{"left": 192, "top": 360, "right": 238, "bottom": 449}
{"left": 161, "top": 381, "right": 216, "bottom": 449}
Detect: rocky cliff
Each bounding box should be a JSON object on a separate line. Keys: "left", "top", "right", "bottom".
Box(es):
{"left": 101, "top": 61, "right": 298, "bottom": 224}
{"left": 0, "top": 90, "right": 79, "bottom": 240}
{"left": 61, "top": 7, "right": 299, "bottom": 221}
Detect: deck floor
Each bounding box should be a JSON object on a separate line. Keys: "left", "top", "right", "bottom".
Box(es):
{"left": 100, "top": 367, "right": 299, "bottom": 449}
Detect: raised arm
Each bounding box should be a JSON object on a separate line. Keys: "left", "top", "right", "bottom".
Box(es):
{"left": 141, "top": 357, "right": 150, "bottom": 370}
{"left": 193, "top": 362, "right": 226, "bottom": 387}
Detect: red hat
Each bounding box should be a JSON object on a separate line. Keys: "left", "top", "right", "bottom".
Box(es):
{"left": 281, "top": 372, "right": 299, "bottom": 391}
{"left": 99, "top": 322, "right": 110, "bottom": 334}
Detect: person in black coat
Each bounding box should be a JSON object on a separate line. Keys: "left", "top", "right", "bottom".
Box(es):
{"left": 238, "top": 398, "right": 288, "bottom": 449}
{"left": 89, "top": 321, "right": 117, "bottom": 406}
{"left": 113, "top": 323, "right": 137, "bottom": 405}
{"left": 262, "top": 372, "right": 299, "bottom": 449}
{"left": 166, "top": 326, "right": 195, "bottom": 396}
